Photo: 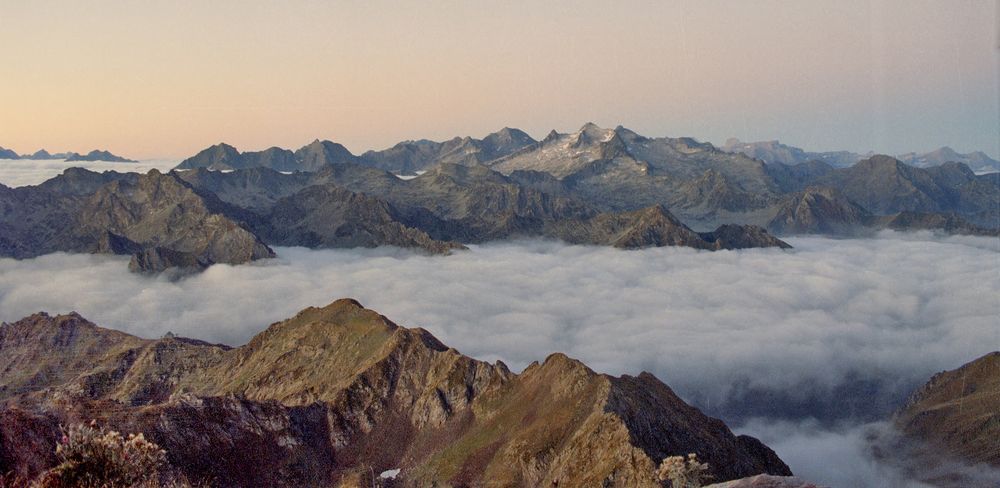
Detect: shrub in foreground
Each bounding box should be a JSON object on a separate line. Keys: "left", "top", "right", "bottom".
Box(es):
{"left": 657, "top": 453, "right": 711, "bottom": 488}
{"left": 36, "top": 421, "right": 166, "bottom": 488}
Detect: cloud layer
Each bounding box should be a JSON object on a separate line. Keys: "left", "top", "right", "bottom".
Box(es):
{"left": 1, "top": 232, "right": 997, "bottom": 485}
{"left": 2, "top": 234, "right": 996, "bottom": 405}
{"left": 0, "top": 159, "right": 179, "bottom": 188}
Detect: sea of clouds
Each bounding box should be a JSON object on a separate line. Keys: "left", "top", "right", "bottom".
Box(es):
{"left": 0, "top": 158, "right": 179, "bottom": 188}
{"left": 0, "top": 225, "right": 997, "bottom": 485}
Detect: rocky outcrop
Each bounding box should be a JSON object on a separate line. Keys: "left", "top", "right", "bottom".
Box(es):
{"left": 0, "top": 300, "right": 791, "bottom": 487}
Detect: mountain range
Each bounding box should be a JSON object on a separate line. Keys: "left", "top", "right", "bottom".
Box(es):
{"left": 175, "top": 125, "right": 1000, "bottom": 231}
{"left": 0, "top": 147, "right": 136, "bottom": 163}
{"left": 2, "top": 123, "right": 997, "bottom": 274}
{"left": 721, "top": 138, "right": 1000, "bottom": 174}
{"left": 1, "top": 155, "right": 792, "bottom": 273}
{"left": 178, "top": 124, "right": 1000, "bottom": 234}
{"left": 0, "top": 299, "right": 793, "bottom": 487}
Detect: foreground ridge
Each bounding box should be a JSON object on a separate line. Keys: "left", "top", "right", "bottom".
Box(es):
{"left": 871, "top": 351, "right": 1000, "bottom": 487}
{"left": 0, "top": 299, "right": 790, "bottom": 487}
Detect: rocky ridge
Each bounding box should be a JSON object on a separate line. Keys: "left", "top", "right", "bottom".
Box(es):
{"left": 867, "top": 351, "right": 1000, "bottom": 487}
{"left": 0, "top": 299, "right": 792, "bottom": 487}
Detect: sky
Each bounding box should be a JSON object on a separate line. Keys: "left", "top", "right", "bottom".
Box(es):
{"left": 0, "top": 0, "right": 997, "bottom": 160}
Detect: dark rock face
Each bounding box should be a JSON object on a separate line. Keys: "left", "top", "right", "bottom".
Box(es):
{"left": 0, "top": 301, "right": 792, "bottom": 487}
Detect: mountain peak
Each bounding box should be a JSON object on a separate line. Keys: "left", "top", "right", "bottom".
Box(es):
{"left": 542, "top": 129, "right": 561, "bottom": 143}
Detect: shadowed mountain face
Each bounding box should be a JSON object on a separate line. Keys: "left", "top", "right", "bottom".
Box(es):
{"left": 0, "top": 168, "right": 274, "bottom": 273}
{"left": 1, "top": 158, "right": 791, "bottom": 273}
{"left": 0, "top": 300, "right": 791, "bottom": 487}
{"left": 183, "top": 161, "right": 789, "bottom": 251}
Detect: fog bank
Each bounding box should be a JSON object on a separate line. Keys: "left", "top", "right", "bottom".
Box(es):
{"left": 0, "top": 159, "right": 179, "bottom": 188}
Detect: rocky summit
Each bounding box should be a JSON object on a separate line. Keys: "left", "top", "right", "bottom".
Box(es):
{"left": 0, "top": 299, "right": 791, "bottom": 487}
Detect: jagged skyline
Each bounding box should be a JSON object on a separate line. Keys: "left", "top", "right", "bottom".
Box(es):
{"left": 1, "top": 0, "right": 997, "bottom": 159}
